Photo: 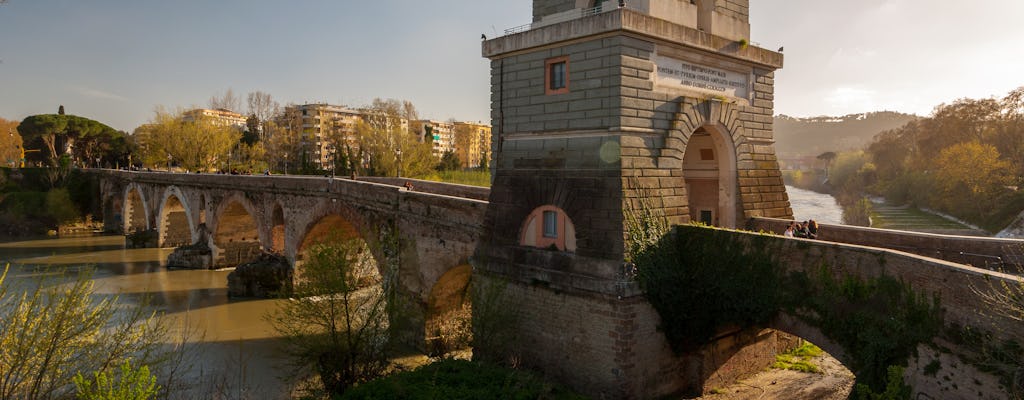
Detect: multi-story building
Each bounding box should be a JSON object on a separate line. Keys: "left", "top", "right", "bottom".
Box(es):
{"left": 416, "top": 120, "right": 456, "bottom": 159}
{"left": 284, "top": 103, "right": 362, "bottom": 170}
{"left": 182, "top": 108, "right": 247, "bottom": 130}
{"left": 454, "top": 122, "right": 492, "bottom": 168}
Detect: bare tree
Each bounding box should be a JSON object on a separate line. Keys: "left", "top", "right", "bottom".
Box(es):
{"left": 246, "top": 91, "right": 279, "bottom": 142}
{"left": 208, "top": 89, "right": 242, "bottom": 113}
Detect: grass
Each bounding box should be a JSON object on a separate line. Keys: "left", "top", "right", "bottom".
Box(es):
{"left": 772, "top": 342, "right": 823, "bottom": 374}
{"left": 869, "top": 202, "right": 978, "bottom": 232}
{"left": 339, "top": 358, "right": 588, "bottom": 400}
{"left": 421, "top": 170, "right": 491, "bottom": 187}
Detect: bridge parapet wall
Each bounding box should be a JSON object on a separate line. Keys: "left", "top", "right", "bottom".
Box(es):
{"left": 693, "top": 225, "right": 1023, "bottom": 399}
{"left": 356, "top": 177, "right": 491, "bottom": 201}
{"left": 749, "top": 217, "right": 1024, "bottom": 270}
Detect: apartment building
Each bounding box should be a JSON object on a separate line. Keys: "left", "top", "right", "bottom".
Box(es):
{"left": 454, "top": 122, "right": 492, "bottom": 169}
{"left": 182, "top": 108, "right": 247, "bottom": 130}
{"left": 284, "top": 103, "right": 363, "bottom": 169}
{"left": 416, "top": 120, "right": 456, "bottom": 159}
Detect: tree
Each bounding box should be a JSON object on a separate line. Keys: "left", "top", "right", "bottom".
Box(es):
{"left": 437, "top": 150, "right": 460, "bottom": 171}
{"left": 931, "top": 141, "right": 1011, "bottom": 217}
{"left": 0, "top": 117, "right": 22, "bottom": 167}
{"left": 0, "top": 265, "right": 173, "bottom": 399}
{"left": 246, "top": 91, "right": 279, "bottom": 142}
{"left": 17, "top": 114, "right": 68, "bottom": 166}
{"left": 354, "top": 99, "right": 433, "bottom": 177}
{"left": 208, "top": 88, "right": 242, "bottom": 113}
{"left": 134, "top": 108, "right": 241, "bottom": 171}
{"left": 816, "top": 151, "right": 837, "bottom": 181}
{"left": 266, "top": 235, "right": 392, "bottom": 397}
{"left": 453, "top": 121, "right": 476, "bottom": 169}
{"left": 265, "top": 105, "right": 305, "bottom": 173}
{"left": 16, "top": 114, "right": 120, "bottom": 167}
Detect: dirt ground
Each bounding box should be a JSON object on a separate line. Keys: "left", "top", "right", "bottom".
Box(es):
{"left": 692, "top": 352, "right": 855, "bottom": 400}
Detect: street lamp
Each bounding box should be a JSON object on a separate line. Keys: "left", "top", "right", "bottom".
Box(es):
{"left": 396, "top": 148, "right": 402, "bottom": 178}
{"left": 284, "top": 153, "right": 289, "bottom": 175}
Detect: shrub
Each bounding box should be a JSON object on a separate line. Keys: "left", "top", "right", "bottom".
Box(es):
{"left": 340, "top": 359, "right": 588, "bottom": 400}
{"left": 73, "top": 359, "right": 160, "bottom": 400}
{"left": 45, "top": 188, "right": 80, "bottom": 224}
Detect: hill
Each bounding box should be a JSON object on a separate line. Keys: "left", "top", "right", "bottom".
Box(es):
{"left": 774, "top": 112, "right": 918, "bottom": 157}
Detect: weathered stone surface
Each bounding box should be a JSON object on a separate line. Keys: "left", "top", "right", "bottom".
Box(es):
{"left": 227, "top": 252, "right": 292, "bottom": 298}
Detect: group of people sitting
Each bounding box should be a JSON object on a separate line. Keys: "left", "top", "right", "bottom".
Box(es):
{"left": 784, "top": 219, "right": 819, "bottom": 239}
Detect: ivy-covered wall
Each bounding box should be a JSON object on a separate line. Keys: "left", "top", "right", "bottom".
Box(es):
{"left": 635, "top": 224, "right": 1023, "bottom": 396}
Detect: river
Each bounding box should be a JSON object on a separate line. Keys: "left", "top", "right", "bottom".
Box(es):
{"left": 786, "top": 185, "right": 844, "bottom": 225}
{"left": 0, "top": 235, "right": 291, "bottom": 398}
{"left": 0, "top": 186, "right": 844, "bottom": 397}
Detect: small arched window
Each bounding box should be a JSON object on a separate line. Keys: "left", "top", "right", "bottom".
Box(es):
{"left": 520, "top": 205, "right": 576, "bottom": 252}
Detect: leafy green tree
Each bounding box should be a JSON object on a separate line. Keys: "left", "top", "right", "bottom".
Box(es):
{"left": 134, "top": 108, "right": 241, "bottom": 171}
{"left": 931, "top": 141, "right": 1010, "bottom": 217}
{"left": 266, "top": 235, "right": 393, "bottom": 397}
{"left": 73, "top": 359, "right": 159, "bottom": 400}
{"left": 0, "top": 265, "right": 172, "bottom": 399}
{"left": 16, "top": 114, "right": 121, "bottom": 167}
{"left": 17, "top": 114, "right": 68, "bottom": 166}
{"left": 437, "top": 151, "right": 460, "bottom": 171}
{"left": 354, "top": 99, "right": 434, "bottom": 177}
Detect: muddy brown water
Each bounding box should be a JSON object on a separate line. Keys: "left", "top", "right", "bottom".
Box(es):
{"left": 0, "top": 234, "right": 292, "bottom": 398}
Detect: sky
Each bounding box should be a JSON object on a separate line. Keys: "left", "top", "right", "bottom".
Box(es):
{"left": 2, "top": 1, "right": 1024, "bottom": 132}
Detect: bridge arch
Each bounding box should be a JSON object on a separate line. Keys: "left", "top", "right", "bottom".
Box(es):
{"left": 681, "top": 122, "right": 738, "bottom": 228}
{"left": 424, "top": 263, "right": 472, "bottom": 355}
{"left": 211, "top": 193, "right": 263, "bottom": 267}
{"left": 157, "top": 186, "right": 196, "bottom": 248}
{"left": 269, "top": 202, "right": 285, "bottom": 254}
{"left": 123, "top": 183, "right": 150, "bottom": 232}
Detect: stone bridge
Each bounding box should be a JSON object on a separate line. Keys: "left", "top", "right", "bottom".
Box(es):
{"left": 95, "top": 169, "right": 487, "bottom": 347}
{"left": 90, "top": 169, "right": 1024, "bottom": 398}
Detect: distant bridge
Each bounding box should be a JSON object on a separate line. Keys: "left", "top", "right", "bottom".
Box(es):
{"left": 96, "top": 170, "right": 487, "bottom": 347}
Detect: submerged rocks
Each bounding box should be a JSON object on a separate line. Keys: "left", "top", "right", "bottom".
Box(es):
{"left": 125, "top": 229, "right": 158, "bottom": 248}
{"left": 165, "top": 241, "right": 213, "bottom": 269}
{"left": 227, "top": 252, "right": 292, "bottom": 298}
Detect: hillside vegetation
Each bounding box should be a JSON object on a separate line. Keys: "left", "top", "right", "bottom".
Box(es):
{"left": 798, "top": 88, "right": 1024, "bottom": 232}
{"left": 775, "top": 112, "right": 918, "bottom": 157}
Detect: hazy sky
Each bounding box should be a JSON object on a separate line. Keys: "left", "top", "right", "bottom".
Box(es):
{"left": 2, "top": 1, "right": 1023, "bottom": 131}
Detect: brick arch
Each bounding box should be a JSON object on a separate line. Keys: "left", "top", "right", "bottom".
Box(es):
{"left": 211, "top": 193, "right": 262, "bottom": 267}
{"left": 293, "top": 202, "right": 387, "bottom": 268}
{"left": 123, "top": 183, "right": 150, "bottom": 233}
{"left": 157, "top": 186, "right": 196, "bottom": 247}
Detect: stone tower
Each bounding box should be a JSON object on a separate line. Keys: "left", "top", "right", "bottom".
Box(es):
{"left": 476, "top": 0, "right": 791, "bottom": 398}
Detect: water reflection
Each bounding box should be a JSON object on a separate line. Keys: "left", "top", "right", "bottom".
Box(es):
{"left": 0, "top": 234, "right": 290, "bottom": 398}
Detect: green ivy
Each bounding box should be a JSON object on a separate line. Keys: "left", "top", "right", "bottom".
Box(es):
{"left": 635, "top": 225, "right": 943, "bottom": 392}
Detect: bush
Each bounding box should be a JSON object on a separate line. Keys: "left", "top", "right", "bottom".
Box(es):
{"left": 0, "top": 191, "right": 48, "bottom": 218}
{"left": 266, "top": 235, "right": 393, "bottom": 397}
{"left": 45, "top": 188, "right": 80, "bottom": 224}
{"left": 340, "top": 359, "right": 588, "bottom": 400}
{"left": 0, "top": 265, "right": 173, "bottom": 399}
{"left": 73, "top": 359, "right": 160, "bottom": 400}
